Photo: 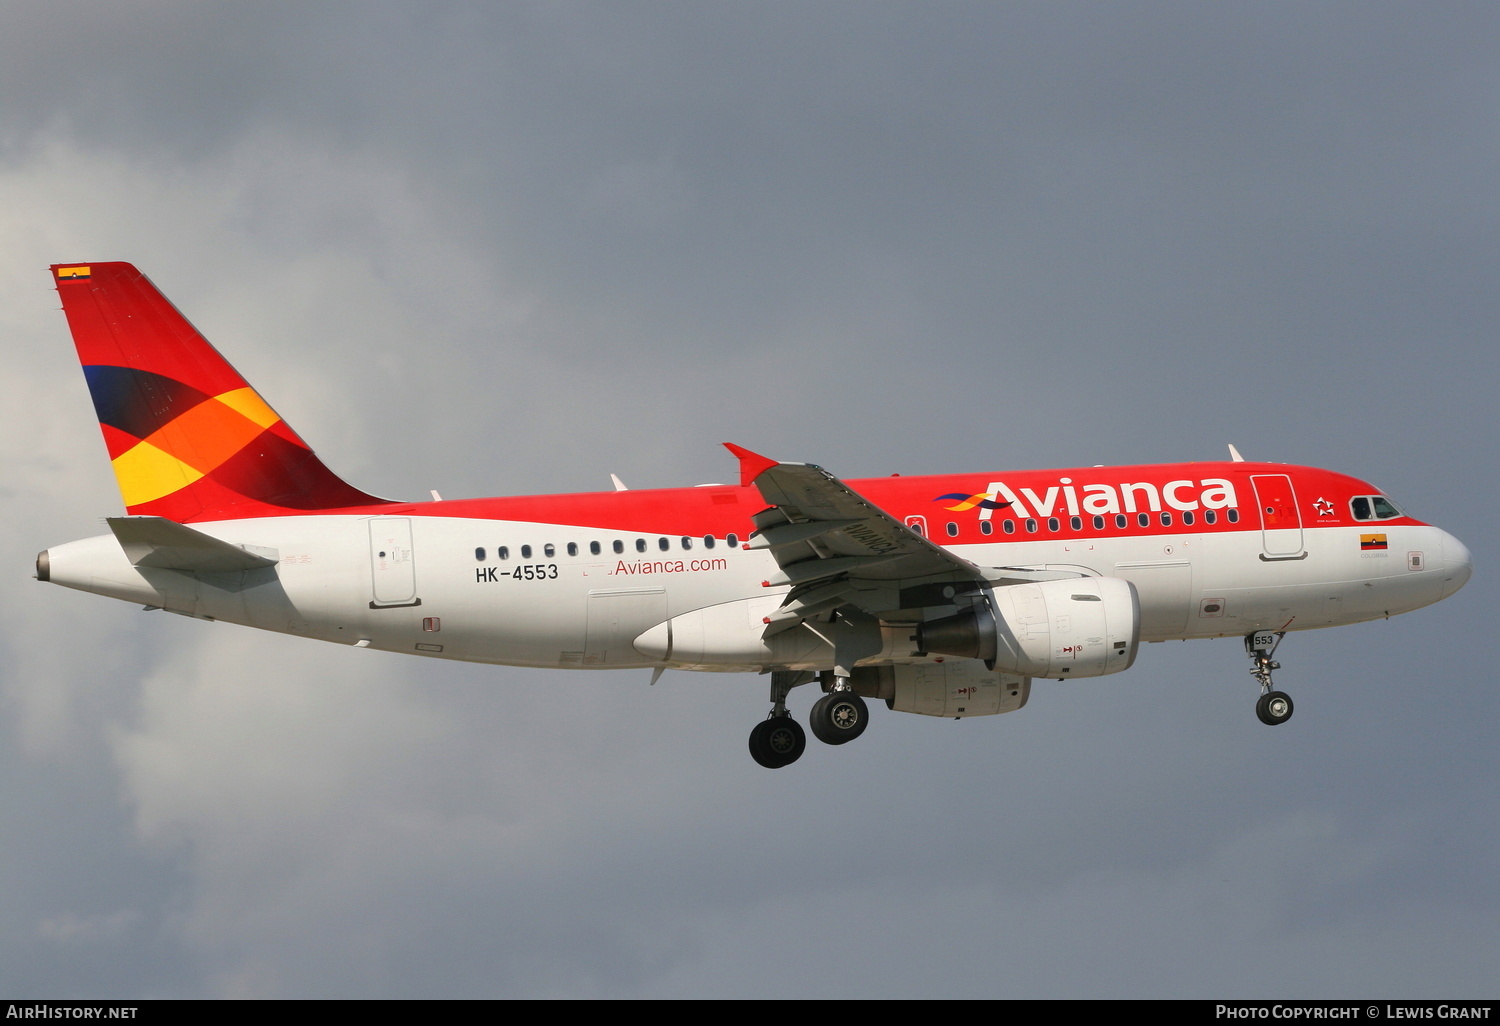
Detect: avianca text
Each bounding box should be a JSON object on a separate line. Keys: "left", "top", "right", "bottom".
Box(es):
{"left": 612, "top": 558, "right": 729, "bottom": 576}
{"left": 980, "top": 476, "right": 1238, "bottom": 519}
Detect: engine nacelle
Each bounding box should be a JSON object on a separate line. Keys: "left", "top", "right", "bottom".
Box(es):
{"left": 633, "top": 596, "right": 910, "bottom": 672}
{"left": 849, "top": 660, "right": 1030, "bottom": 718}
{"left": 917, "top": 577, "right": 1140, "bottom": 679}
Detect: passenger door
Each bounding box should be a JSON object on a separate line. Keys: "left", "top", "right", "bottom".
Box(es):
{"left": 1251, "top": 474, "right": 1304, "bottom": 558}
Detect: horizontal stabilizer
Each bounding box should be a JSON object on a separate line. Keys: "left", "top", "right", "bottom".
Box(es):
{"left": 107, "top": 516, "right": 278, "bottom": 573}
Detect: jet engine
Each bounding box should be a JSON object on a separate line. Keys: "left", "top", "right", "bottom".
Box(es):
{"left": 916, "top": 577, "right": 1140, "bottom": 679}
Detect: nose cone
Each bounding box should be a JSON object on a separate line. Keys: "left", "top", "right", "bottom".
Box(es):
{"left": 1439, "top": 530, "right": 1472, "bottom": 598}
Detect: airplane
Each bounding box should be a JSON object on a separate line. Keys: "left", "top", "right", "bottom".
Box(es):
{"left": 35, "top": 262, "right": 1473, "bottom": 768}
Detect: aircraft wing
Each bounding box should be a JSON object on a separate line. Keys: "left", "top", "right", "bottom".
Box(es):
{"left": 726, "top": 445, "right": 1087, "bottom": 636}
{"left": 729, "top": 444, "right": 976, "bottom": 578}
{"left": 726, "top": 444, "right": 997, "bottom": 635}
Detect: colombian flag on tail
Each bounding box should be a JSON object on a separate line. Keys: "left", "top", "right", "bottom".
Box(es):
{"left": 51, "top": 262, "right": 392, "bottom": 522}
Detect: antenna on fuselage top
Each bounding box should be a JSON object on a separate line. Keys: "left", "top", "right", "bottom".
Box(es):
{"left": 610, "top": 474, "right": 629, "bottom": 491}
{"left": 1227, "top": 444, "right": 1246, "bottom": 462}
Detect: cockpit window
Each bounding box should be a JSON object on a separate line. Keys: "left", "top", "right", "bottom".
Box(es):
{"left": 1351, "top": 495, "right": 1405, "bottom": 521}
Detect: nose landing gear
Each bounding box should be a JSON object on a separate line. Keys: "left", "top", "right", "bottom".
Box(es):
{"left": 1246, "top": 631, "right": 1294, "bottom": 726}
{"left": 1256, "top": 690, "right": 1294, "bottom": 725}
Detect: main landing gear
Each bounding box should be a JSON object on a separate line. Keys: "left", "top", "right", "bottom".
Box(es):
{"left": 809, "top": 683, "right": 869, "bottom": 746}
{"left": 1245, "top": 631, "right": 1294, "bottom": 726}
{"left": 748, "top": 715, "right": 805, "bottom": 769}
{"left": 747, "top": 670, "right": 871, "bottom": 768}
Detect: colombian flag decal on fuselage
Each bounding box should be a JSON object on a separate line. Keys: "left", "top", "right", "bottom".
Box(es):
{"left": 1361, "top": 534, "right": 1388, "bottom": 550}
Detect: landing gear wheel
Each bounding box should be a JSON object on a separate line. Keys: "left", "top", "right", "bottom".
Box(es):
{"left": 809, "top": 691, "right": 869, "bottom": 746}
{"left": 1256, "top": 690, "right": 1294, "bottom": 726}
{"left": 1245, "top": 633, "right": 1293, "bottom": 726}
{"left": 749, "top": 716, "right": 806, "bottom": 768}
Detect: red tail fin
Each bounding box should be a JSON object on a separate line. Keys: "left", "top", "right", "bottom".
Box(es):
{"left": 52, "top": 262, "right": 393, "bottom": 521}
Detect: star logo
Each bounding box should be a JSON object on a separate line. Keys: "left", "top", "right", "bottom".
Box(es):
{"left": 1312, "top": 497, "right": 1335, "bottom": 517}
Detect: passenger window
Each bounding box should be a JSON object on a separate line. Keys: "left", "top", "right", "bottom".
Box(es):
{"left": 499, "top": 546, "right": 510, "bottom": 560}
{"left": 1003, "top": 520, "right": 1015, "bottom": 535}
{"left": 1227, "top": 509, "right": 1240, "bottom": 524}
{"left": 703, "top": 536, "right": 716, "bottom": 549}
{"left": 681, "top": 536, "right": 693, "bottom": 550}
{"left": 590, "top": 541, "right": 601, "bottom": 556}
{"left": 636, "top": 539, "right": 647, "bottom": 553}
{"left": 658, "top": 537, "right": 670, "bottom": 551}
{"left": 980, "top": 521, "right": 993, "bottom": 536}
{"left": 1204, "top": 510, "right": 1217, "bottom": 525}
{"left": 1137, "top": 513, "right": 1149, "bottom": 528}
{"left": 1025, "top": 519, "right": 1038, "bottom": 533}
{"left": 613, "top": 540, "right": 624, "bottom": 554}
{"left": 1070, "top": 516, "right": 1082, "bottom": 531}
{"left": 1093, "top": 515, "right": 1104, "bottom": 530}
{"left": 544, "top": 543, "right": 555, "bottom": 558}
{"left": 521, "top": 545, "right": 532, "bottom": 559}
{"left": 1182, "top": 510, "right": 1194, "bottom": 526}
{"left": 1047, "top": 517, "right": 1059, "bottom": 532}
{"left": 474, "top": 547, "right": 485, "bottom": 561}
{"left": 1115, "top": 514, "right": 1128, "bottom": 529}
{"left": 946, "top": 522, "right": 958, "bottom": 537}
{"left": 727, "top": 533, "right": 739, "bottom": 548}
{"left": 1160, "top": 512, "right": 1172, "bottom": 526}
{"left": 567, "top": 542, "right": 578, "bottom": 557}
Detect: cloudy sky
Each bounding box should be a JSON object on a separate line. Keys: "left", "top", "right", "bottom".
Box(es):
{"left": 0, "top": 1, "right": 1495, "bottom": 998}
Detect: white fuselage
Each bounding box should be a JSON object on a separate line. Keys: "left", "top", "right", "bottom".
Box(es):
{"left": 43, "top": 513, "right": 1471, "bottom": 672}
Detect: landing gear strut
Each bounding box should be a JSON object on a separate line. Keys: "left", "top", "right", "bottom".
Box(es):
{"left": 1245, "top": 631, "right": 1294, "bottom": 726}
